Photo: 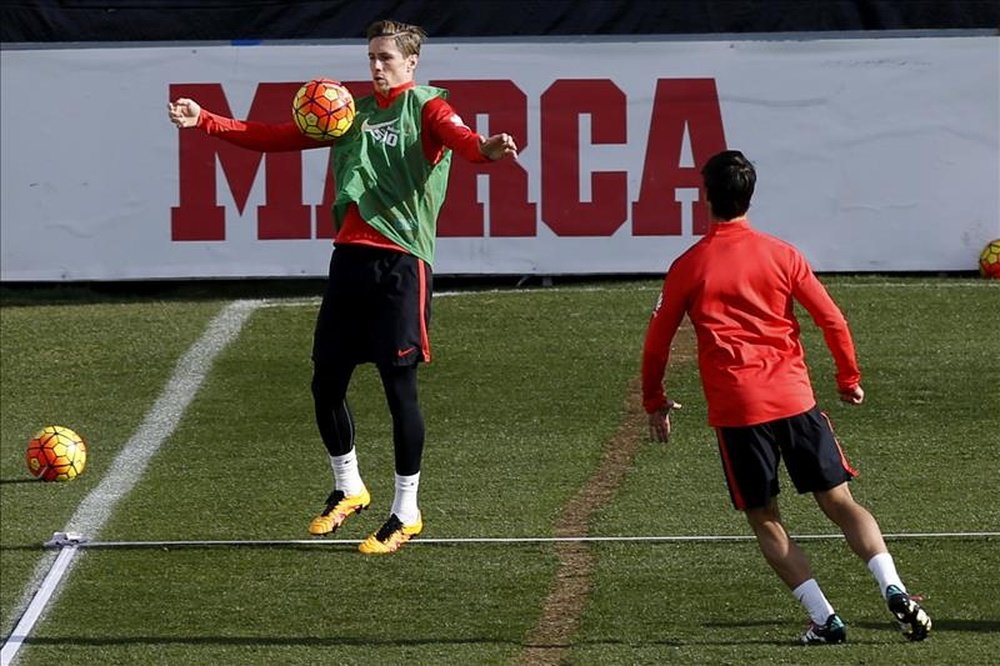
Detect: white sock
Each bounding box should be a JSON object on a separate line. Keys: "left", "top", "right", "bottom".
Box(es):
{"left": 792, "top": 579, "right": 836, "bottom": 625}
{"left": 391, "top": 472, "right": 420, "bottom": 525}
{"left": 329, "top": 449, "right": 365, "bottom": 496}
{"left": 867, "top": 552, "right": 906, "bottom": 598}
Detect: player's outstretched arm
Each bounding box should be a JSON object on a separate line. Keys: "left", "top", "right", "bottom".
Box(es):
{"left": 166, "top": 97, "right": 320, "bottom": 152}
{"left": 168, "top": 98, "right": 202, "bottom": 129}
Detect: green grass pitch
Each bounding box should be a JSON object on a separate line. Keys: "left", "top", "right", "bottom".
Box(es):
{"left": 1, "top": 277, "right": 998, "bottom": 665}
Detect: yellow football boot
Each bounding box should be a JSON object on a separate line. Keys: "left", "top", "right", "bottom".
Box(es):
{"left": 308, "top": 487, "right": 371, "bottom": 536}
{"left": 358, "top": 513, "right": 423, "bottom": 555}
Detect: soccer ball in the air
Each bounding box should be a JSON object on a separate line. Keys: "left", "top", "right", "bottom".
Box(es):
{"left": 979, "top": 239, "right": 1000, "bottom": 279}
{"left": 292, "top": 79, "right": 355, "bottom": 141}
{"left": 26, "top": 426, "right": 88, "bottom": 481}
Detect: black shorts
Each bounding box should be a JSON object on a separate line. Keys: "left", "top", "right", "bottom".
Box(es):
{"left": 714, "top": 407, "right": 857, "bottom": 511}
{"left": 312, "top": 245, "right": 432, "bottom": 368}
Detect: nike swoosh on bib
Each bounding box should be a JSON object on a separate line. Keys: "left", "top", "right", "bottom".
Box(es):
{"left": 360, "top": 118, "right": 398, "bottom": 132}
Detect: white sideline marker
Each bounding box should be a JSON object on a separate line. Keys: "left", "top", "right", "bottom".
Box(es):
{"left": 0, "top": 545, "right": 79, "bottom": 666}
{"left": 1, "top": 300, "right": 261, "bottom": 666}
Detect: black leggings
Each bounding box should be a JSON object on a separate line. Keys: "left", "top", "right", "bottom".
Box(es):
{"left": 311, "top": 360, "right": 425, "bottom": 476}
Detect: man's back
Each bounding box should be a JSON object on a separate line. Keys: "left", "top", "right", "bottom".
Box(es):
{"left": 672, "top": 219, "right": 816, "bottom": 425}
{"left": 645, "top": 219, "right": 859, "bottom": 427}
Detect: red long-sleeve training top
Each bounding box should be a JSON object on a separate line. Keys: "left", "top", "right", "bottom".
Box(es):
{"left": 641, "top": 219, "right": 861, "bottom": 427}
{"left": 196, "top": 81, "right": 489, "bottom": 253}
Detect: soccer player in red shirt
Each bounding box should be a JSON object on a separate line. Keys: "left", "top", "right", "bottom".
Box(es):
{"left": 641, "top": 150, "right": 931, "bottom": 644}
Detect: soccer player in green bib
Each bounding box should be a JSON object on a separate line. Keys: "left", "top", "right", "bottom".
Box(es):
{"left": 169, "top": 19, "right": 518, "bottom": 554}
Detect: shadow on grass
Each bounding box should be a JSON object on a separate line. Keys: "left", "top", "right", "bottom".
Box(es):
{"left": 0, "top": 478, "right": 42, "bottom": 485}
{"left": 18, "top": 635, "right": 824, "bottom": 650}
{"left": 702, "top": 619, "right": 788, "bottom": 628}
{"left": 20, "top": 620, "right": 1000, "bottom": 651}
{"left": 579, "top": 637, "right": 796, "bottom": 647}
{"left": 692, "top": 619, "right": 842, "bottom": 646}
{"left": 22, "top": 635, "right": 522, "bottom": 648}
{"left": 852, "top": 619, "right": 1000, "bottom": 633}
{"left": 705, "top": 617, "right": 1000, "bottom": 635}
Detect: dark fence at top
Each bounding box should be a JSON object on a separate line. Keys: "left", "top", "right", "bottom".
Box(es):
{"left": 2, "top": 0, "right": 998, "bottom": 43}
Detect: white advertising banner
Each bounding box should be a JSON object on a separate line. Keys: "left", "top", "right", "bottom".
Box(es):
{"left": 1, "top": 35, "right": 998, "bottom": 281}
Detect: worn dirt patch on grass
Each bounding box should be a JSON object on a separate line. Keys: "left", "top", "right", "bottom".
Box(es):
{"left": 515, "top": 320, "right": 695, "bottom": 665}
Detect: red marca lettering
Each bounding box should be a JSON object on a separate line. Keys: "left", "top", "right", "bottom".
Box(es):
{"left": 170, "top": 82, "right": 310, "bottom": 241}
{"left": 541, "top": 79, "right": 628, "bottom": 236}
{"left": 632, "top": 78, "right": 727, "bottom": 236}
{"left": 171, "top": 78, "right": 726, "bottom": 241}
{"left": 432, "top": 80, "right": 536, "bottom": 237}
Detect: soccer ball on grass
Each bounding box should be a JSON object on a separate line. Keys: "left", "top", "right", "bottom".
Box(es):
{"left": 292, "top": 78, "right": 355, "bottom": 141}
{"left": 979, "top": 239, "right": 1000, "bottom": 279}
{"left": 26, "top": 426, "right": 87, "bottom": 481}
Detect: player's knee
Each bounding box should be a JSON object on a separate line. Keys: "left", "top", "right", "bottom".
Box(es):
{"left": 745, "top": 500, "right": 781, "bottom": 528}
{"left": 311, "top": 362, "right": 350, "bottom": 403}
{"left": 310, "top": 370, "right": 330, "bottom": 401}
{"left": 815, "top": 483, "right": 861, "bottom": 521}
{"left": 379, "top": 365, "right": 419, "bottom": 407}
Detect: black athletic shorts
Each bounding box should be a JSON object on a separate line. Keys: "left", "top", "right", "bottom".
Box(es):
{"left": 312, "top": 245, "right": 432, "bottom": 368}
{"left": 714, "top": 406, "right": 857, "bottom": 511}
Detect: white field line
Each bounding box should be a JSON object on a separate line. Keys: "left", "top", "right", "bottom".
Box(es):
{"left": 257, "top": 286, "right": 658, "bottom": 309}
{"left": 831, "top": 281, "right": 997, "bottom": 288}
{"left": 1, "top": 300, "right": 261, "bottom": 666}
{"left": 0, "top": 547, "right": 77, "bottom": 666}
{"left": 259, "top": 280, "right": 996, "bottom": 309}
{"left": 43, "top": 530, "right": 1000, "bottom": 549}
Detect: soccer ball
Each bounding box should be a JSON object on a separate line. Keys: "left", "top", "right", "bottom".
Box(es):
{"left": 979, "top": 239, "right": 1000, "bottom": 279}
{"left": 26, "top": 426, "right": 87, "bottom": 482}
{"left": 292, "top": 78, "right": 355, "bottom": 141}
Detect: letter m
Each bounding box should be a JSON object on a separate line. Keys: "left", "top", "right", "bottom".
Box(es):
{"left": 170, "top": 82, "right": 309, "bottom": 241}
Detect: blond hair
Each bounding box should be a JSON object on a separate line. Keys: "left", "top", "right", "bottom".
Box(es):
{"left": 365, "top": 20, "right": 427, "bottom": 58}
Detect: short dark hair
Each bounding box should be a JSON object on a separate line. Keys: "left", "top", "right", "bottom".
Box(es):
{"left": 701, "top": 150, "right": 756, "bottom": 220}
{"left": 366, "top": 20, "right": 427, "bottom": 58}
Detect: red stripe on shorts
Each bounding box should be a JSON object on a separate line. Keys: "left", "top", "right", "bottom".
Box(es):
{"left": 820, "top": 411, "right": 859, "bottom": 477}
{"left": 417, "top": 259, "right": 431, "bottom": 363}
{"left": 715, "top": 429, "right": 746, "bottom": 511}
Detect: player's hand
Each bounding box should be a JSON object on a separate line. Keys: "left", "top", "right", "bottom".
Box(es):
{"left": 168, "top": 98, "right": 202, "bottom": 129}
{"left": 839, "top": 385, "right": 865, "bottom": 405}
{"left": 648, "top": 400, "right": 682, "bottom": 443}
{"left": 480, "top": 133, "right": 518, "bottom": 160}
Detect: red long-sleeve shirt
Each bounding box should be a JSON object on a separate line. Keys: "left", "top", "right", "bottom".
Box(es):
{"left": 641, "top": 219, "right": 861, "bottom": 427}
{"left": 196, "top": 81, "right": 489, "bottom": 252}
